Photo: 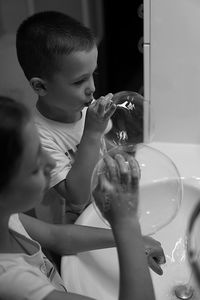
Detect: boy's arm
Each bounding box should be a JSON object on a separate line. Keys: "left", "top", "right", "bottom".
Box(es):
{"left": 54, "top": 129, "right": 102, "bottom": 212}
{"left": 44, "top": 291, "right": 94, "bottom": 299}
{"left": 19, "top": 213, "right": 115, "bottom": 255}
{"left": 20, "top": 212, "right": 164, "bottom": 275}
{"left": 54, "top": 94, "right": 116, "bottom": 213}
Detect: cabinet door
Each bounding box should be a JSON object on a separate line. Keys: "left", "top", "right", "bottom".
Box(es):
{"left": 143, "top": 0, "right": 150, "bottom": 44}
{"left": 150, "top": 0, "right": 200, "bottom": 143}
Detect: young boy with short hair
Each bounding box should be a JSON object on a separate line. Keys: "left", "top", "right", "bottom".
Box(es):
{"left": 16, "top": 11, "right": 115, "bottom": 224}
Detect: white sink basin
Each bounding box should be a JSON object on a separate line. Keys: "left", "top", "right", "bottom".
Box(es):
{"left": 61, "top": 179, "right": 200, "bottom": 300}
{"left": 150, "top": 181, "right": 200, "bottom": 299}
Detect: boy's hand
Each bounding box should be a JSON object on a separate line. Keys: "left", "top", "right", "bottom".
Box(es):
{"left": 143, "top": 235, "right": 166, "bottom": 275}
{"left": 85, "top": 93, "right": 116, "bottom": 135}
{"left": 92, "top": 151, "right": 140, "bottom": 225}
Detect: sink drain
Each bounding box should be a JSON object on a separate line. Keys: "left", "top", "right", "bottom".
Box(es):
{"left": 174, "top": 285, "right": 194, "bottom": 299}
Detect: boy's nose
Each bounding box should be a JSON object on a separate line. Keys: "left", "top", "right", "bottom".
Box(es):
{"left": 85, "top": 88, "right": 95, "bottom": 98}
{"left": 86, "top": 79, "right": 95, "bottom": 96}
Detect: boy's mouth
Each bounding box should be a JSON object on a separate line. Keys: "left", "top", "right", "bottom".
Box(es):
{"left": 85, "top": 99, "right": 94, "bottom": 107}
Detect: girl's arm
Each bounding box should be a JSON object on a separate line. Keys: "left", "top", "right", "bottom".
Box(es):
{"left": 113, "top": 218, "right": 155, "bottom": 300}
{"left": 92, "top": 151, "right": 155, "bottom": 300}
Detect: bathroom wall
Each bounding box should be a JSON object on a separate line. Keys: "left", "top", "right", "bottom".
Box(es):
{"left": 0, "top": 0, "right": 35, "bottom": 109}
{"left": 144, "top": 0, "right": 200, "bottom": 144}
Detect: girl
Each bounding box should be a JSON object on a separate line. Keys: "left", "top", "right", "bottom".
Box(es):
{"left": 0, "top": 96, "right": 157, "bottom": 299}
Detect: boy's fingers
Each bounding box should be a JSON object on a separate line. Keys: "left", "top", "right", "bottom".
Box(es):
{"left": 92, "top": 96, "right": 105, "bottom": 116}
{"left": 104, "top": 93, "right": 114, "bottom": 111}
{"left": 94, "top": 93, "right": 115, "bottom": 119}
{"left": 148, "top": 256, "right": 163, "bottom": 275}
{"left": 104, "top": 103, "right": 116, "bottom": 119}
{"left": 104, "top": 93, "right": 113, "bottom": 100}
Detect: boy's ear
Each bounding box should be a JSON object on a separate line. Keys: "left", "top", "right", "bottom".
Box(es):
{"left": 30, "top": 78, "right": 47, "bottom": 96}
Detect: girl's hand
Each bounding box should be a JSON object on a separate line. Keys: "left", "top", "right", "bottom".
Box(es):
{"left": 92, "top": 151, "right": 140, "bottom": 225}
{"left": 85, "top": 93, "right": 116, "bottom": 135}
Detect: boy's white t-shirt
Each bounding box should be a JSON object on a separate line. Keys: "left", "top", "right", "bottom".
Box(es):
{"left": 35, "top": 107, "right": 111, "bottom": 188}
{"left": 35, "top": 107, "right": 88, "bottom": 188}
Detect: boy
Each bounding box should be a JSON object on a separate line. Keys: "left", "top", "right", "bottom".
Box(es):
{"left": 15, "top": 13, "right": 165, "bottom": 274}
{"left": 16, "top": 11, "right": 116, "bottom": 223}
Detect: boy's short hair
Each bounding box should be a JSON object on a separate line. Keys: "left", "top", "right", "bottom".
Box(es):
{"left": 16, "top": 11, "right": 96, "bottom": 80}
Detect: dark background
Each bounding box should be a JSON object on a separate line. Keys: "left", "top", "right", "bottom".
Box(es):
{"left": 94, "top": 0, "right": 144, "bottom": 98}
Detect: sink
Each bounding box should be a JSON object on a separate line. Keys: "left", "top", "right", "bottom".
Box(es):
{"left": 61, "top": 179, "right": 200, "bottom": 300}
{"left": 149, "top": 181, "right": 200, "bottom": 300}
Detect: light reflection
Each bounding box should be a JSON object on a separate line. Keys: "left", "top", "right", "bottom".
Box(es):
{"left": 166, "top": 237, "right": 186, "bottom": 263}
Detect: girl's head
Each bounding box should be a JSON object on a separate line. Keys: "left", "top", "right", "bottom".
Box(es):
{"left": 0, "top": 97, "right": 55, "bottom": 214}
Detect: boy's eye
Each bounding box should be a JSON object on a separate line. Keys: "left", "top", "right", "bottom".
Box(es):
{"left": 32, "top": 168, "right": 40, "bottom": 175}
{"left": 73, "top": 72, "right": 96, "bottom": 86}
{"left": 74, "top": 79, "right": 86, "bottom": 85}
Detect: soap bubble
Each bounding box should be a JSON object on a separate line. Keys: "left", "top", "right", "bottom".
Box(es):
{"left": 91, "top": 144, "right": 182, "bottom": 236}
{"left": 91, "top": 91, "right": 182, "bottom": 235}
{"left": 105, "top": 91, "right": 153, "bottom": 147}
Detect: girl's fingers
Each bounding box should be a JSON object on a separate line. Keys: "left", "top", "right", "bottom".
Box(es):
{"left": 100, "top": 152, "right": 140, "bottom": 194}
{"left": 126, "top": 155, "right": 140, "bottom": 186}
{"left": 98, "top": 173, "right": 114, "bottom": 193}
{"left": 94, "top": 173, "right": 114, "bottom": 214}
{"left": 114, "top": 153, "right": 131, "bottom": 185}
{"left": 103, "top": 154, "right": 119, "bottom": 184}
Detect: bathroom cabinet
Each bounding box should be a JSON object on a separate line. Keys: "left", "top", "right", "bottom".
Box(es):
{"left": 144, "top": 0, "right": 200, "bottom": 143}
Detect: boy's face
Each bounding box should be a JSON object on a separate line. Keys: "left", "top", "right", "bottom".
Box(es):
{"left": 45, "top": 46, "right": 98, "bottom": 114}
